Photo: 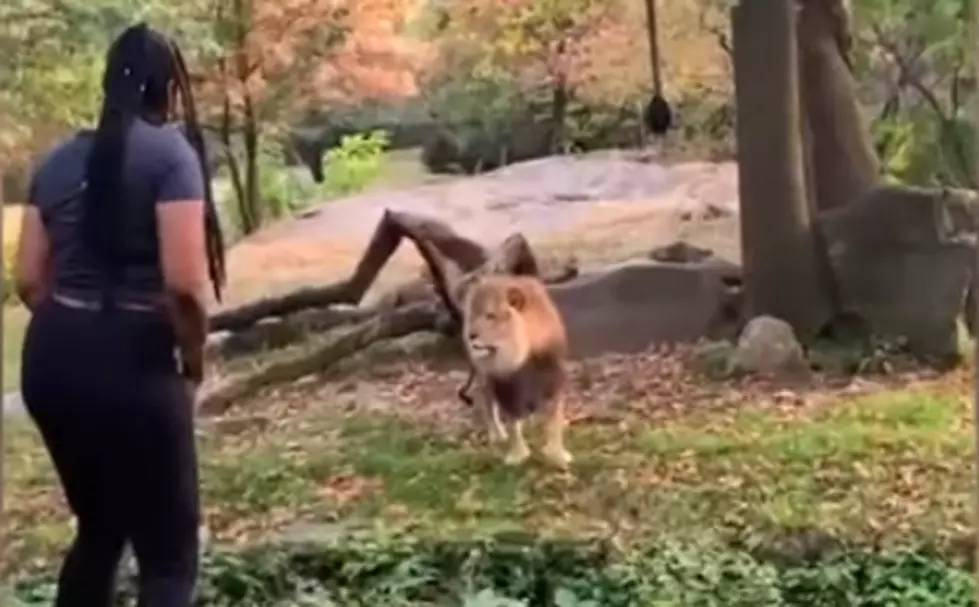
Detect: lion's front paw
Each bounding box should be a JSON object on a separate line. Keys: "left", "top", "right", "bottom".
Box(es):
{"left": 542, "top": 444, "right": 573, "bottom": 469}
{"left": 487, "top": 423, "right": 509, "bottom": 444}
{"left": 503, "top": 444, "right": 531, "bottom": 466}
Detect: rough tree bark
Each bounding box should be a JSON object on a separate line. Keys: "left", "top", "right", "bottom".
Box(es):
{"left": 732, "top": 0, "right": 833, "bottom": 339}
{"left": 797, "top": 0, "right": 880, "bottom": 212}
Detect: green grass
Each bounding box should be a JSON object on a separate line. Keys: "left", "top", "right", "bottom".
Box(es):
{"left": 5, "top": 383, "right": 975, "bottom": 577}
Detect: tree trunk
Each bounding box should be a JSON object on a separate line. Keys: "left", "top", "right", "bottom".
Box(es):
{"left": 242, "top": 91, "right": 261, "bottom": 233}
{"left": 219, "top": 87, "right": 250, "bottom": 234}
{"left": 231, "top": 0, "right": 262, "bottom": 234}
{"left": 732, "top": 0, "right": 833, "bottom": 339}
{"left": 797, "top": 0, "right": 879, "bottom": 211}
{"left": 798, "top": 58, "right": 844, "bottom": 317}
{"left": 550, "top": 38, "right": 570, "bottom": 154}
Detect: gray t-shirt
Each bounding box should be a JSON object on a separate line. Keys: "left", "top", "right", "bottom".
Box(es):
{"left": 28, "top": 118, "right": 205, "bottom": 299}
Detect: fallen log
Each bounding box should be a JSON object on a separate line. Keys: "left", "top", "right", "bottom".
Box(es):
{"left": 198, "top": 300, "right": 446, "bottom": 416}
{"left": 209, "top": 209, "right": 578, "bottom": 334}
{"left": 210, "top": 210, "right": 491, "bottom": 333}
{"left": 206, "top": 306, "right": 380, "bottom": 360}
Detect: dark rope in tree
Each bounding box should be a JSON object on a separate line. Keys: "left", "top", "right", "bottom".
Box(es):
{"left": 642, "top": 0, "right": 673, "bottom": 136}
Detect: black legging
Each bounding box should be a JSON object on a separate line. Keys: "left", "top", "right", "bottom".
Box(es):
{"left": 21, "top": 298, "right": 199, "bottom": 607}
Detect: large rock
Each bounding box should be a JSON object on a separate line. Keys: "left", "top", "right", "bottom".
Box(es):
{"left": 548, "top": 259, "right": 738, "bottom": 358}
{"left": 732, "top": 315, "right": 808, "bottom": 377}
{"left": 818, "top": 185, "right": 978, "bottom": 363}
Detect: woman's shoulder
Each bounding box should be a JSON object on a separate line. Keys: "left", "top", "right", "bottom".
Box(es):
{"left": 128, "top": 119, "right": 198, "bottom": 165}
{"left": 131, "top": 118, "right": 193, "bottom": 147}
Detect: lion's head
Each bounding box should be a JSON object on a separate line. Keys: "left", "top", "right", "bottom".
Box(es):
{"left": 462, "top": 277, "right": 533, "bottom": 376}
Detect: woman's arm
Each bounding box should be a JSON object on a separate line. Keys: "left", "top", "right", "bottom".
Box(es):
{"left": 158, "top": 201, "right": 208, "bottom": 383}
{"left": 157, "top": 137, "right": 210, "bottom": 385}
{"left": 14, "top": 206, "right": 52, "bottom": 311}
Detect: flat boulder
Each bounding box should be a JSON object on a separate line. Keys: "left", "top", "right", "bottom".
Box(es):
{"left": 819, "top": 185, "right": 978, "bottom": 363}
{"left": 548, "top": 260, "right": 737, "bottom": 358}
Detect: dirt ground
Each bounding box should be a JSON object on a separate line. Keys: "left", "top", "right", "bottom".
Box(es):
{"left": 221, "top": 151, "right": 741, "bottom": 307}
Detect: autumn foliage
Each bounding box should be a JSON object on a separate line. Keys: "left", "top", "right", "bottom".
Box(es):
{"left": 184, "top": 0, "right": 433, "bottom": 233}
{"left": 195, "top": 0, "right": 431, "bottom": 124}
{"left": 431, "top": 0, "right": 640, "bottom": 105}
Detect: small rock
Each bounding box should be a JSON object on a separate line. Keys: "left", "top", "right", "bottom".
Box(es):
{"left": 649, "top": 241, "right": 714, "bottom": 264}
{"left": 732, "top": 316, "right": 808, "bottom": 378}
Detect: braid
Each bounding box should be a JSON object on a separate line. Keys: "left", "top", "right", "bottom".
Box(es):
{"left": 84, "top": 22, "right": 227, "bottom": 304}
{"left": 83, "top": 25, "right": 152, "bottom": 274}
{"left": 169, "top": 43, "right": 227, "bottom": 302}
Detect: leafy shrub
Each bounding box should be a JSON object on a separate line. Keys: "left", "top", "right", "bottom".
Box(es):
{"left": 320, "top": 130, "right": 390, "bottom": 198}
{"left": 13, "top": 533, "right": 975, "bottom": 606}
{"left": 872, "top": 109, "right": 976, "bottom": 188}
{"left": 257, "top": 146, "right": 320, "bottom": 222}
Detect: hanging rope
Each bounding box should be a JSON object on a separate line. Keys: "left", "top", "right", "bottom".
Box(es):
{"left": 642, "top": 0, "right": 673, "bottom": 136}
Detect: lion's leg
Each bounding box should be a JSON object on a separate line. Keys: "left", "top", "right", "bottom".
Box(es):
{"left": 485, "top": 399, "right": 507, "bottom": 443}
{"left": 502, "top": 418, "right": 530, "bottom": 465}
{"left": 540, "top": 395, "right": 572, "bottom": 468}
{"left": 471, "top": 373, "right": 507, "bottom": 443}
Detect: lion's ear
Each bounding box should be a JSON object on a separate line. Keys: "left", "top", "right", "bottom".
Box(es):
{"left": 506, "top": 285, "right": 526, "bottom": 311}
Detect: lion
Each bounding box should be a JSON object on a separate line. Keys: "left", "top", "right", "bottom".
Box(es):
{"left": 460, "top": 274, "right": 572, "bottom": 468}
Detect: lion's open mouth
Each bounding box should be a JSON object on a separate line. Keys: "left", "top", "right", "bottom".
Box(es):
{"left": 468, "top": 342, "right": 497, "bottom": 357}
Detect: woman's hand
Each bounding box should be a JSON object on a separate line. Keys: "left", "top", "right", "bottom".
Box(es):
{"left": 184, "top": 378, "right": 200, "bottom": 411}
{"left": 180, "top": 355, "right": 203, "bottom": 412}
{"left": 180, "top": 346, "right": 204, "bottom": 385}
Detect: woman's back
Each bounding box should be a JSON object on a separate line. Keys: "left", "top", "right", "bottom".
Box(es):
{"left": 30, "top": 118, "right": 203, "bottom": 301}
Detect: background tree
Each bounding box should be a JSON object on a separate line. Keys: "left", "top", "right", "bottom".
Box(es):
{"left": 435, "top": 0, "right": 627, "bottom": 149}
{"left": 731, "top": 0, "right": 834, "bottom": 338}
{"left": 797, "top": 0, "right": 880, "bottom": 212}
{"left": 192, "top": 0, "right": 428, "bottom": 234}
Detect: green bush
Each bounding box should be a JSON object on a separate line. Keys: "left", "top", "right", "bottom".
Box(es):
{"left": 13, "top": 534, "right": 974, "bottom": 606}
{"left": 257, "top": 147, "right": 320, "bottom": 221}
{"left": 320, "top": 130, "right": 390, "bottom": 198}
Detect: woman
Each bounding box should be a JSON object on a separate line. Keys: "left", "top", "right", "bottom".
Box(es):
{"left": 14, "top": 22, "right": 225, "bottom": 606}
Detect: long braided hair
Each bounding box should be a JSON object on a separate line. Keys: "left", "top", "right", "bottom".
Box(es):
{"left": 83, "top": 22, "right": 226, "bottom": 302}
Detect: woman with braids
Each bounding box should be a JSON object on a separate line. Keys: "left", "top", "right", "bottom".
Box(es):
{"left": 13, "top": 22, "right": 224, "bottom": 606}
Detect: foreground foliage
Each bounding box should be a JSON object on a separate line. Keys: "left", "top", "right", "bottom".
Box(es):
{"left": 12, "top": 533, "right": 975, "bottom": 606}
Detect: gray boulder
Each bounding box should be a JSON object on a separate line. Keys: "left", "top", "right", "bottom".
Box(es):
{"left": 731, "top": 315, "right": 808, "bottom": 377}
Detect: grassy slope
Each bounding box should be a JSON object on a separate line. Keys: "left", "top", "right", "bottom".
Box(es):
{"left": 4, "top": 371, "right": 975, "bottom": 577}
{"left": 4, "top": 159, "right": 979, "bottom": 578}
